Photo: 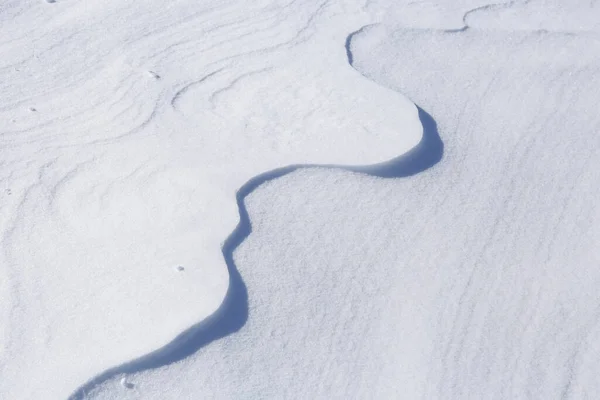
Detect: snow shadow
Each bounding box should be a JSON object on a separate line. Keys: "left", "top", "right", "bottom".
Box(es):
{"left": 68, "top": 104, "right": 442, "bottom": 399}
{"left": 354, "top": 106, "right": 443, "bottom": 177}
{"left": 70, "top": 27, "right": 442, "bottom": 397}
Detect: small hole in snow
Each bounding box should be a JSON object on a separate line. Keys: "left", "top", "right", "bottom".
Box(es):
{"left": 147, "top": 70, "right": 160, "bottom": 79}
{"left": 29, "top": 107, "right": 37, "bottom": 112}
{"left": 120, "top": 377, "right": 134, "bottom": 389}
{"left": 176, "top": 266, "right": 185, "bottom": 272}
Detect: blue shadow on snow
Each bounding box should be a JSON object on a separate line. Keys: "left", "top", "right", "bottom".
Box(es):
{"left": 69, "top": 105, "right": 442, "bottom": 399}
{"left": 70, "top": 25, "right": 442, "bottom": 396}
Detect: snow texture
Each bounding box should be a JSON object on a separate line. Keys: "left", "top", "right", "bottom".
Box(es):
{"left": 1, "top": 0, "right": 600, "bottom": 399}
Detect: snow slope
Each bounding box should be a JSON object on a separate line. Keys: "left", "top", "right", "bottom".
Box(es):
{"left": 0, "top": 1, "right": 422, "bottom": 398}
{"left": 72, "top": 1, "right": 600, "bottom": 399}
{"left": 2, "top": 0, "right": 600, "bottom": 399}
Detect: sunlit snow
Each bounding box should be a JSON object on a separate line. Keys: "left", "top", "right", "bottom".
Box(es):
{"left": 1, "top": 1, "right": 599, "bottom": 399}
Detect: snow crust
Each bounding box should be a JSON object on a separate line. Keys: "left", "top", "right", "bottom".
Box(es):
{"left": 1, "top": 0, "right": 420, "bottom": 398}
{"left": 2, "top": 0, "right": 600, "bottom": 399}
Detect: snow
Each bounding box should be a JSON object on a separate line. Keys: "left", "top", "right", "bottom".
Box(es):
{"left": 1, "top": 1, "right": 600, "bottom": 399}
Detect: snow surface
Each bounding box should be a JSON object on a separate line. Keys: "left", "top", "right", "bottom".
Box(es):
{"left": 1, "top": 0, "right": 600, "bottom": 399}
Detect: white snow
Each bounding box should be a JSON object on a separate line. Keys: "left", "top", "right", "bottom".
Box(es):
{"left": 1, "top": 1, "right": 600, "bottom": 399}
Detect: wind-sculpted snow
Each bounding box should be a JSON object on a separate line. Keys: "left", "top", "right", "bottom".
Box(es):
{"left": 0, "top": 0, "right": 423, "bottom": 399}
{"left": 3, "top": 0, "right": 600, "bottom": 399}
{"left": 464, "top": 0, "right": 600, "bottom": 31}
{"left": 348, "top": 26, "right": 600, "bottom": 399}
{"left": 78, "top": 3, "right": 600, "bottom": 400}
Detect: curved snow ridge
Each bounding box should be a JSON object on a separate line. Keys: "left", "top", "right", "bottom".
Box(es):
{"left": 78, "top": 15, "right": 600, "bottom": 399}
{"left": 366, "top": 0, "right": 600, "bottom": 34}
{"left": 463, "top": 0, "right": 600, "bottom": 32}
{"left": 2, "top": 0, "right": 429, "bottom": 397}
{"left": 347, "top": 25, "right": 600, "bottom": 399}
{"left": 461, "top": 0, "right": 522, "bottom": 30}
{"left": 67, "top": 24, "right": 443, "bottom": 398}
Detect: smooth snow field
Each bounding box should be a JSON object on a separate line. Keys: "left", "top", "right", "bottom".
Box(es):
{"left": 1, "top": 1, "right": 600, "bottom": 399}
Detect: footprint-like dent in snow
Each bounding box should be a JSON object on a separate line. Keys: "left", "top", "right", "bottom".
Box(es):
{"left": 120, "top": 377, "right": 134, "bottom": 389}
{"left": 146, "top": 70, "right": 160, "bottom": 80}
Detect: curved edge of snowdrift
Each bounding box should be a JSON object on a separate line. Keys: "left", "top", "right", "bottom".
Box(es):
{"left": 68, "top": 27, "right": 444, "bottom": 399}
